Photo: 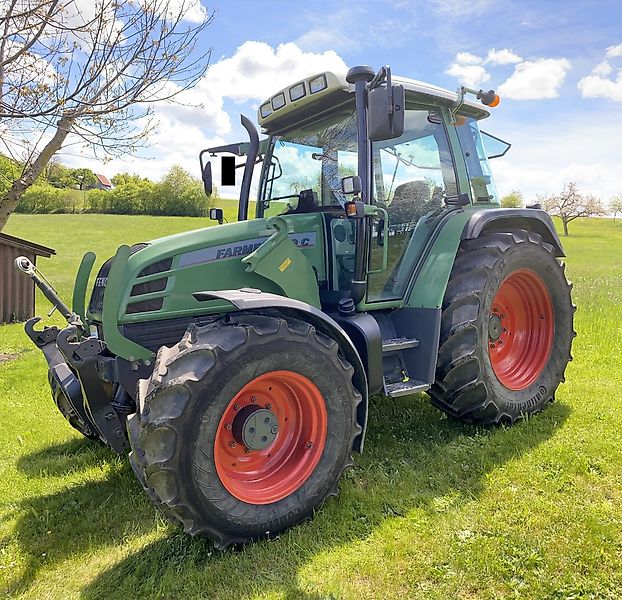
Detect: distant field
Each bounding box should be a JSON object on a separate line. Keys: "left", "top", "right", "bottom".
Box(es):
{"left": 0, "top": 214, "right": 621, "bottom": 599}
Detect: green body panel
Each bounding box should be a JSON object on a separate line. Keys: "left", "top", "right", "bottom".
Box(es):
{"left": 102, "top": 245, "right": 155, "bottom": 361}
{"left": 87, "top": 213, "right": 326, "bottom": 361}
{"left": 406, "top": 207, "right": 480, "bottom": 309}
{"left": 242, "top": 217, "right": 321, "bottom": 307}
{"left": 72, "top": 251, "right": 96, "bottom": 325}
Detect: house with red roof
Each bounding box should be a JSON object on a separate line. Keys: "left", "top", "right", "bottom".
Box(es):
{"left": 95, "top": 173, "right": 112, "bottom": 190}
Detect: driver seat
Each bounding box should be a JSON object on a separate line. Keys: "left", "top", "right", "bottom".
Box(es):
{"left": 287, "top": 189, "right": 318, "bottom": 214}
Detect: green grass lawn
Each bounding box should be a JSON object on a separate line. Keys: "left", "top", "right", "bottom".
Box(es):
{"left": 1, "top": 214, "right": 621, "bottom": 599}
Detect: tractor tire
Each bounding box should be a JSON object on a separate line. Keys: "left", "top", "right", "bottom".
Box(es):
{"left": 430, "top": 229, "right": 575, "bottom": 424}
{"left": 127, "top": 314, "right": 361, "bottom": 549}
{"left": 48, "top": 369, "right": 100, "bottom": 440}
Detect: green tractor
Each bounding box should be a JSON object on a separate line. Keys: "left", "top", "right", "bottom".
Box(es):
{"left": 16, "top": 65, "right": 575, "bottom": 549}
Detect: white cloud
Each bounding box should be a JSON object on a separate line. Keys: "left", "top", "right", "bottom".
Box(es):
{"left": 592, "top": 61, "right": 613, "bottom": 76}
{"left": 59, "top": 42, "right": 348, "bottom": 186}
{"left": 169, "top": 0, "right": 208, "bottom": 24}
{"left": 605, "top": 43, "right": 622, "bottom": 58}
{"left": 445, "top": 63, "right": 490, "bottom": 87}
{"left": 578, "top": 43, "right": 622, "bottom": 101}
{"left": 497, "top": 58, "right": 571, "bottom": 99}
{"left": 199, "top": 41, "right": 347, "bottom": 105}
{"left": 578, "top": 74, "right": 622, "bottom": 101}
{"left": 456, "top": 52, "right": 482, "bottom": 65}
{"left": 485, "top": 48, "right": 522, "bottom": 65}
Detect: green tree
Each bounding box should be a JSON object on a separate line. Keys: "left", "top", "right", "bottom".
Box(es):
{"left": 86, "top": 189, "right": 110, "bottom": 214}
{"left": 16, "top": 183, "right": 66, "bottom": 213}
{"left": 111, "top": 173, "right": 148, "bottom": 187}
{"left": 501, "top": 190, "right": 523, "bottom": 208}
{"left": 156, "top": 165, "right": 211, "bottom": 217}
{"left": 0, "top": 154, "right": 21, "bottom": 197}
{"left": 70, "top": 168, "right": 98, "bottom": 190}
{"left": 43, "top": 159, "right": 69, "bottom": 188}
{"left": 610, "top": 196, "right": 622, "bottom": 222}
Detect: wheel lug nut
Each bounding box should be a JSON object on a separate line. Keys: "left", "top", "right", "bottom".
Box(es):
{"left": 233, "top": 403, "right": 240, "bottom": 411}
{"left": 305, "top": 441, "right": 312, "bottom": 449}
{"left": 245, "top": 448, "right": 251, "bottom": 454}
{"left": 229, "top": 441, "right": 236, "bottom": 448}
{"left": 265, "top": 403, "right": 272, "bottom": 410}
{"left": 250, "top": 396, "right": 257, "bottom": 403}
{"left": 224, "top": 423, "right": 232, "bottom": 430}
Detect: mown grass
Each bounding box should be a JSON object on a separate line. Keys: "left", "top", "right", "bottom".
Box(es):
{"left": 0, "top": 214, "right": 621, "bottom": 599}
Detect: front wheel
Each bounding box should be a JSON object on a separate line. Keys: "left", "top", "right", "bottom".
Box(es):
{"left": 430, "top": 230, "right": 575, "bottom": 424}
{"left": 127, "top": 315, "right": 361, "bottom": 548}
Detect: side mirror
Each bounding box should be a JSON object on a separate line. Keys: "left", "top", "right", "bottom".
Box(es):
{"left": 199, "top": 149, "right": 213, "bottom": 197}
{"left": 341, "top": 175, "right": 362, "bottom": 195}
{"left": 368, "top": 84, "right": 405, "bottom": 141}
{"left": 209, "top": 207, "right": 223, "bottom": 224}
{"left": 202, "top": 161, "right": 213, "bottom": 197}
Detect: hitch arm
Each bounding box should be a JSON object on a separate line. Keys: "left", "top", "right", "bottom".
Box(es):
{"left": 14, "top": 256, "right": 80, "bottom": 325}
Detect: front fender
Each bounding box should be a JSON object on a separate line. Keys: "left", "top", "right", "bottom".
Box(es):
{"left": 193, "top": 288, "right": 369, "bottom": 453}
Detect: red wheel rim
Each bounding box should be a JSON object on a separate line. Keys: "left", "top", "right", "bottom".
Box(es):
{"left": 214, "top": 371, "right": 327, "bottom": 504}
{"left": 488, "top": 269, "right": 554, "bottom": 391}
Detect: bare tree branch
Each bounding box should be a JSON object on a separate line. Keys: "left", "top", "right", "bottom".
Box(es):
{"left": 0, "top": 0, "right": 213, "bottom": 229}
{"left": 543, "top": 182, "right": 605, "bottom": 236}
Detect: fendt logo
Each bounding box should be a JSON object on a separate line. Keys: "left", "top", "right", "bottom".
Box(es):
{"left": 179, "top": 232, "right": 317, "bottom": 268}
{"left": 216, "top": 241, "right": 264, "bottom": 259}
{"left": 95, "top": 277, "right": 108, "bottom": 287}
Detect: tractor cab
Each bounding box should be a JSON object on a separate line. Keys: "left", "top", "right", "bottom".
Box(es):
{"left": 204, "top": 67, "right": 508, "bottom": 309}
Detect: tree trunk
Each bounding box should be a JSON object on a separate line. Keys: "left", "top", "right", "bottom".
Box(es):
{"left": 562, "top": 217, "right": 569, "bottom": 236}
{"left": 0, "top": 115, "right": 73, "bottom": 230}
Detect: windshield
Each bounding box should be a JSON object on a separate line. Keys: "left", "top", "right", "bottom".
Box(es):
{"left": 258, "top": 111, "right": 358, "bottom": 218}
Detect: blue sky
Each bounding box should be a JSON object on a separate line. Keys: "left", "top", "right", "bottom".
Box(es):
{"left": 68, "top": 0, "right": 622, "bottom": 203}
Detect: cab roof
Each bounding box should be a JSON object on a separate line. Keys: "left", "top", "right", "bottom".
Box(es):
{"left": 258, "top": 70, "right": 491, "bottom": 134}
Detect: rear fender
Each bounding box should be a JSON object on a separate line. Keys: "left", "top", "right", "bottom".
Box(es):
{"left": 461, "top": 208, "right": 564, "bottom": 256}
{"left": 194, "top": 288, "right": 369, "bottom": 453}
{"left": 406, "top": 207, "right": 564, "bottom": 312}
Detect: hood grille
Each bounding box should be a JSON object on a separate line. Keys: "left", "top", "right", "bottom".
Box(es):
{"left": 88, "top": 243, "right": 148, "bottom": 316}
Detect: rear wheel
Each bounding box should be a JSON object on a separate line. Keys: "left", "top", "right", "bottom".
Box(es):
{"left": 430, "top": 230, "right": 575, "bottom": 424}
{"left": 127, "top": 314, "right": 361, "bottom": 548}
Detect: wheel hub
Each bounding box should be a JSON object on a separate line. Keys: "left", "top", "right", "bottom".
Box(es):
{"left": 488, "top": 313, "right": 503, "bottom": 341}
{"left": 232, "top": 406, "right": 279, "bottom": 451}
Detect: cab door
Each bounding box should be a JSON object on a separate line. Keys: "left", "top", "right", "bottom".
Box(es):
{"left": 366, "top": 107, "right": 459, "bottom": 303}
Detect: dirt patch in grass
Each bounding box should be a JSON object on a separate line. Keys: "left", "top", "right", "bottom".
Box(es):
{"left": 0, "top": 353, "right": 18, "bottom": 364}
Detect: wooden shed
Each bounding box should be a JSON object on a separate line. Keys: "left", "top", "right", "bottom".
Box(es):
{"left": 0, "top": 233, "right": 55, "bottom": 324}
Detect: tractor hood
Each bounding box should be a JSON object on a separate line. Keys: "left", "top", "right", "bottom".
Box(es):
{"left": 85, "top": 213, "right": 327, "bottom": 333}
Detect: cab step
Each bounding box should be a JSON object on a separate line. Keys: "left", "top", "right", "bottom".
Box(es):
{"left": 381, "top": 337, "right": 420, "bottom": 353}
{"left": 385, "top": 380, "right": 430, "bottom": 397}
